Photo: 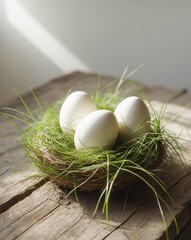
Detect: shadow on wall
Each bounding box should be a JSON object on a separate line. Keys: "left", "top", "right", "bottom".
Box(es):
{"left": 5, "top": 0, "right": 89, "bottom": 73}
{"left": 12, "top": 0, "right": 191, "bottom": 87}
{"left": 1, "top": 0, "right": 91, "bottom": 104}
{"left": 1, "top": 0, "right": 191, "bottom": 104}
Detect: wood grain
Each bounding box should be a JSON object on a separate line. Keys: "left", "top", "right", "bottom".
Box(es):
{"left": 0, "top": 72, "right": 191, "bottom": 240}
{"left": 0, "top": 182, "right": 113, "bottom": 240}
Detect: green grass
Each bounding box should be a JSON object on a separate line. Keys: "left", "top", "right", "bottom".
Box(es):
{"left": 0, "top": 70, "right": 185, "bottom": 240}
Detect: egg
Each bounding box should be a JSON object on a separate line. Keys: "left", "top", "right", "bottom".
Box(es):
{"left": 74, "top": 110, "right": 119, "bottom": 150}
{"left": 114, "top": 96, "right": 151, "bottom": 139}
{"left": 59, "top": 91, "right": 97, "bottom": 134}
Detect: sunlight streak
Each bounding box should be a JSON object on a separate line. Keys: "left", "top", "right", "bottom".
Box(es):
{"left": 5, "top": 0, "right": 89, "bottom": 73}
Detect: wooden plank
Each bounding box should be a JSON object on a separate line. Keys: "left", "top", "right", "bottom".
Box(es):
{"left": 0, "top": 72, "right": 190, "bottom": 240}
{"left": 1, "top": 71, "right": 183, "bottom": 110}
{"left": 0, "top": 119, "right": 21, "bottom": 154}
{"left": 176, "top": 220, "right": 191, "bottom": 240}
{"left": 0, "top": 182, "right": 114, "bottom": 240}
{"left": 0, "top": 183, "right": 60, "bottom": 240}
{"left": 1, "top": 170, "right": 190, "bottom": 240}
{"left": 0, "top": 144, "right": 45, "bottom": 214}
{"left": 0, "top": 182, "right": 158, "bottom": 240}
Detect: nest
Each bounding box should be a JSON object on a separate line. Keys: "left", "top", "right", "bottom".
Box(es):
{"left": 22, "top": 100, "right": 166, "bottom": 192}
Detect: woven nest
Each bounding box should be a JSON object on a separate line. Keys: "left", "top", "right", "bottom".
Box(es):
{"left": 22, "top": 101, "right": 166, "bottom": 192}
{"left": 39, "top": 142, "right": 164, "bottom": 191}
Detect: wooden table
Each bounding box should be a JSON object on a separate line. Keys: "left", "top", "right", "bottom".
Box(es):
{"left": 0, "top": 72, "right": 191, "bottom": 240}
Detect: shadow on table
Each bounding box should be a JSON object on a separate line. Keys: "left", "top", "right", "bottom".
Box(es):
{"left": 58, "top": 153, "right": 191, "bottom": 227}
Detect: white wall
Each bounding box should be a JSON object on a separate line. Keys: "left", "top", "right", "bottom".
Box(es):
{"left": 1, "top": 0, "right": 191, "bottom": 104}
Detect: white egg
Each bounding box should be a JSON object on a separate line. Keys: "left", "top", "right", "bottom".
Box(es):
{"left": 59, "top": 91, "right": 97, "bottom": 134}
{"left": 114, "top": 96, "right": 151, "bottom": 139}
{"left": 74, "top": 110, "right": 119, "bottom": 150}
